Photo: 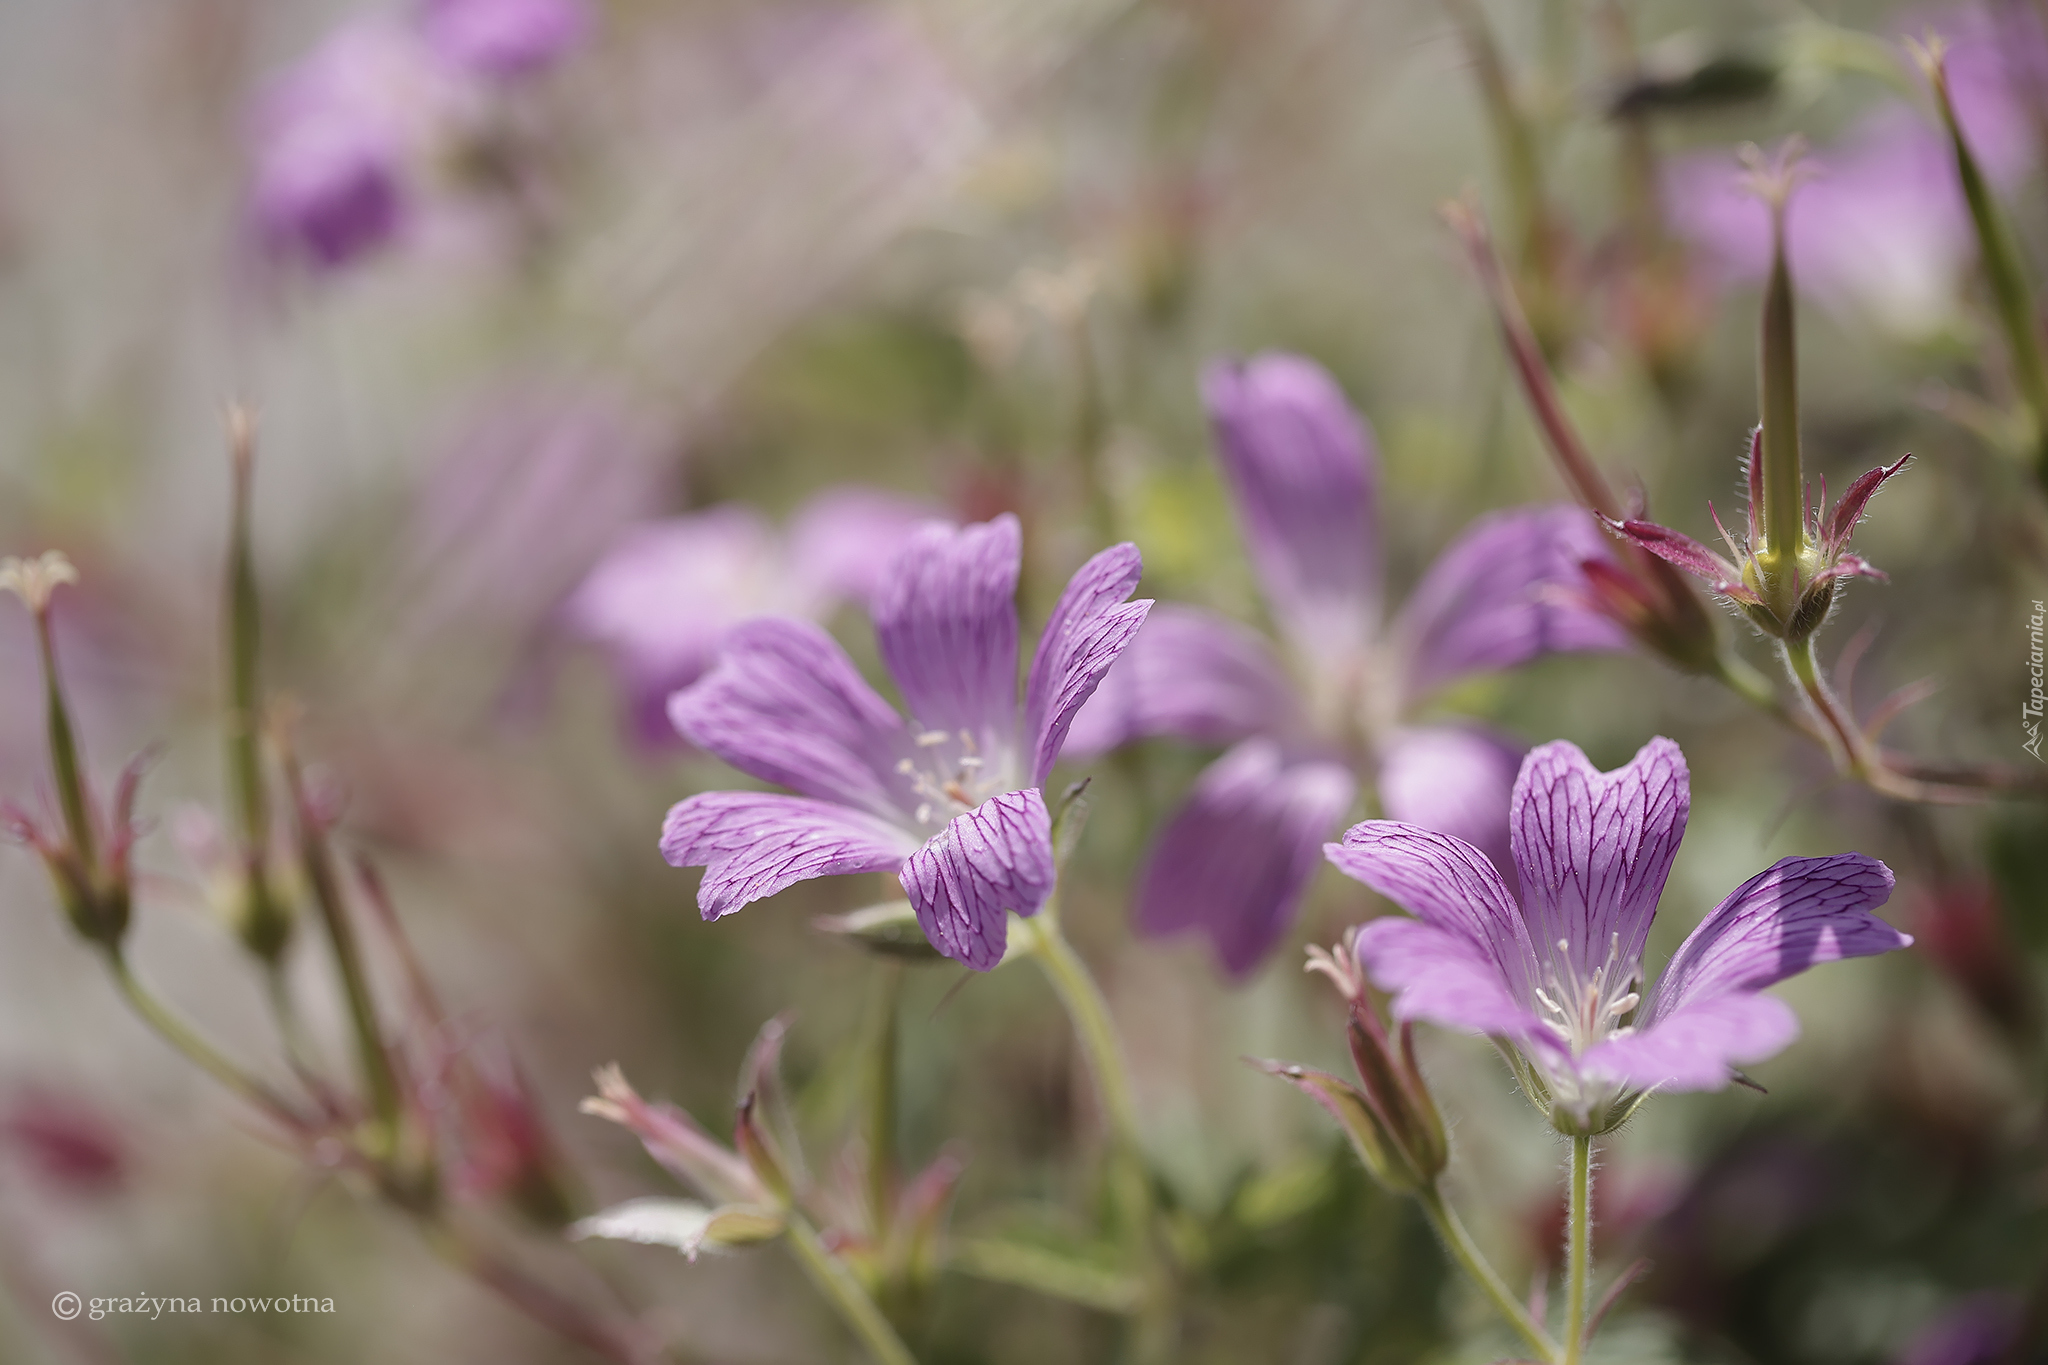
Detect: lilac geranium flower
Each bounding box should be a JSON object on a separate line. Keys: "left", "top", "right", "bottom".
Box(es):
{"left": 562, "top": 489, "right": 932, "bottom": 746}
{"left": 248, "top": 16, "right": 459, "bottom": 268}
{"left": 419, "top": 0, "right": 590, "bottom": 78}
{"left": 1327, "top": 736, "right": 1910, "bottom": 1133}
{"left": 1667, "top": 7, "right": 2044, "bottom": 338}
{"left": 1066, "top": 353, "right": 1626, "bottom": 976}
{"left": 660, "top": 515, "right": 1151, "bottom": 970}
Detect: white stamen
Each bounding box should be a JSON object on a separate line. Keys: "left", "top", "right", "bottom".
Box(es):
{"left": 916, "top": 730, "right": 950, "bottom": 747}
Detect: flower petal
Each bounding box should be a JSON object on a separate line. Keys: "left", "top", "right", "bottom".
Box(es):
{"left": 1603, "top": 516, "right": 1761, "bottom": 606}
{"left": 1133, "top": 740, "right": 1354, "bottom": 977}
{"left": 661, "top": 792, "right": 917, "bottom": 920}
{"left": 1324, "top": 821, "right": 1535, "bottom": 1002}
{"left": 784, "top": 487, "right": 937, "bottom": 613}
{"left": 1576, "top": 991, "right": 1799, "bottom": 1093}
{"left": 899, "top": 787, "right": 1054, "bottom": 971}
{"left": 1394, "top": 505, "right": 1630, "bottom": 699}
{"left": 1203, "top": 354, "right": 1379, "bottom": 659}
{"left": 1062, "top": 605, "right": 1301, "bottom": 758}
{"left": 872, "top": 515, "right": 1021, "bottom": 743}
{"left": 1022, "top": 542, "right": 1153, "bottom": 784}
{"left": 668, "top": 618, "right": 907, "bottom": 812}
{"left": 1647, "top": 853, "right": 1907, "bottom": 1021}
{"left": 561, "top": 508, "right": 781, "bottom": 746}
{"left": 1375, "top": 724, "right": 1524, "bottom": 896}
{"left": 1509, "top": 736, "right": 1689, "bottom": 988}
{"left": 1351, "top": 917, "right": 1548, "bottom": 1039}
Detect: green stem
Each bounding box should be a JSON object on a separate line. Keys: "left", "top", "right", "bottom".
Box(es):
{"left": 282, "top": 744, "right": 402, "bottom": 1138}
{"left": 866, "top": 962, "right": 903, "bottom": 1238}
{"left": 1416, "top": 1184, "right": 1560, "bottom": 1363}
{"left": 1019, "top": 913, "right": 1141, "bottom": 1150}
{"left": 1758, "top": 196, "right": 1805, "bottom": 584}
{"left": 1018, "top": 911, "right": 1174, "bottom": 1362}
{"left": 1927, "top": 45, "right": 2048, "bottom": 483}
{"left": 1563, "top": 1136, "right": 1592, "bottom": 1365}
{"left": 33, "top": 611, "right": 94, "bottom": 871}
{"left": 105, "top": 950, "right": 299, "bottom": 1124}
{"left": 786, "top": 1213, "right": 918, "bottom": 1365}
{"left": 1780, "top": 636, "right": 1865, "bottom": 775}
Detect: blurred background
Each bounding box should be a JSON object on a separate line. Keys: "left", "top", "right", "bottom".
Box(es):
{"left": 1, "top": 0, "right": 2046, "bottom": 1361}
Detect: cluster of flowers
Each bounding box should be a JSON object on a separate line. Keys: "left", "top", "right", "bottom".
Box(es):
{"left": 248, "top": 0, "right": 589, "bottom": 269}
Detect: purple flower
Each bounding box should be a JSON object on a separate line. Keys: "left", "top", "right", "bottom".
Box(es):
{"left": 1666, "top": 7, "right": 2045, "bottom": 337}
{"left": 246, "top": 17, "right": 466, "bottom": 269}
{"left": 660, "top": 515, "right": 1151, "bottom": 970}
{"left": 1327, "top": 736, "right": 1910, "bottom": 1131}
{"left": 561, "top": 489, "right": 932, "bottom": 747}
{"left": 419, "top": 0, "right": 590, "bottom": 78}
{"left": 1067, "top": 353, "right": 1626, "bottom": 977}
{"left": 1895, "top": 1293, "right": 2022, "bottom": 1365}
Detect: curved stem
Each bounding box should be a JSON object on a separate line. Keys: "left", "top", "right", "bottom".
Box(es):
{"left": 1018, "top": 911, "right": 1175, "bottom": 1362}
{"left": 786, "top": 1212, "right": 919, "bottom": 1365}
{"left": 1019, "top": 914, "right": 1142, "bottom": 1147}
{"left": 1563, "top": 1136, "right": 1592, "bottom": 1365}
{"left": 104, "top": 950, "right": 301, "bottom": 1127}
{"left": 1416, "top": 1184, "right": 1561, "bottom": 1363}
{"left": 1710, "top": 650, "right": 1789, "bottom": 721}
{"left": 866, "top": 961, "right": 902, "bottom": 1238}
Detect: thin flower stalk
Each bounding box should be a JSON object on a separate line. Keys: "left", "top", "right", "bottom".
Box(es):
{"left": 1915, "top": 35, "right": 2048, "bottom": 486}
{"left": 1562, "top": 1136, "right": 1592, "bottom": 1365}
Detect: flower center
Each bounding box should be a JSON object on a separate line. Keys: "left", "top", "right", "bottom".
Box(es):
{"left": 893, "top": 727, "right": 1012, "bottom": 831}
{"left": 1532, "top": 931, "right": 1641, "bottom": 1055}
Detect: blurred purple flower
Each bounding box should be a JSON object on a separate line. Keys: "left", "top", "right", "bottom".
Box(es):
{"left": 661, "top": 515, "right": 1151, "bottom": 970}
{"left": 1896, "top": 1293, "right": 2023, "bottom": 1365}
{"left": 419, "top": 0, "right": 590, "bottom": 78}
{"left": 405, "top": 384, "right": 669, "bottom": 634}
{"left": 1327, "top": 736, "right": 1909, "bottom": 1131}
{"left": 247, "top": 16, "right": 466, "bottom": 268}
{"left": 1666, "top": 6, "right": 2045, "bottom": 336}
{"left": 560, "top": 489, "right": 933, "bottom": 746}
{"left": 1067, "top": 353, "right": 1626, "bottom": 976}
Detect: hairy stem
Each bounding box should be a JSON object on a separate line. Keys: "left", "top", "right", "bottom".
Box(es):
{"left": 786, "top": 1213, "right": 919, "bottom": 1365}
{"left": 1416, "top": 1184, "right": 1561, "bottom": 1363}
{"left": 1563, "top": 1136, "right": 1593, "bottom": 1365}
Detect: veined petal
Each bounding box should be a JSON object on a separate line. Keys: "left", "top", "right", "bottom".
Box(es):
{"left": 1603, "top": 516, "right": 1762, "bottom": 606}
{"left": 1351, "top": 916, "right": 1548, "bottom": 1039}
{"left": 872, "top": 515, "right": 1021, "bottom": 743}
{"left": 661, "top": 792, "right": 917, "bottom": 920}
{"left": 1577, "top": 991, "right": 1799, "bottom": 1093}
{"left": 1324, "top": 821, "right": 1535, "bottom": 1000}
{"left": 1203, "top": 354, "right": 1379, "bottom": 659}
{"left": 1510, "top": 737, "right": 1688, "bottom": 987}
{"left": 1022, "top": 542, "right": 1152, "bottom": 785}
{"left": 1376, "top": 725, "right": 1524, "bottom": 895}
{"left": 1647, "top": 853, "right": 1906, "bottom": 1023}
{"left": 668, "top": 618, "right": 905, "bottom": 813}
{"left": 1394, "top": 505, "right": 1630, "bottom": 700}
{"left": 1134, "top": 740, "right": 1354, "bottom": 978}
{"left": 1063, "top": 606, "right": 1301, "bottom": 758}
{"left": 900, "top": 787, "right": 1053, "bottom": 971}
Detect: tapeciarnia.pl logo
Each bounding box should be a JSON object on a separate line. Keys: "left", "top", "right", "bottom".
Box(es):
{"left": 2026, "top": 599, "right": 2045, "bottom": 762}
